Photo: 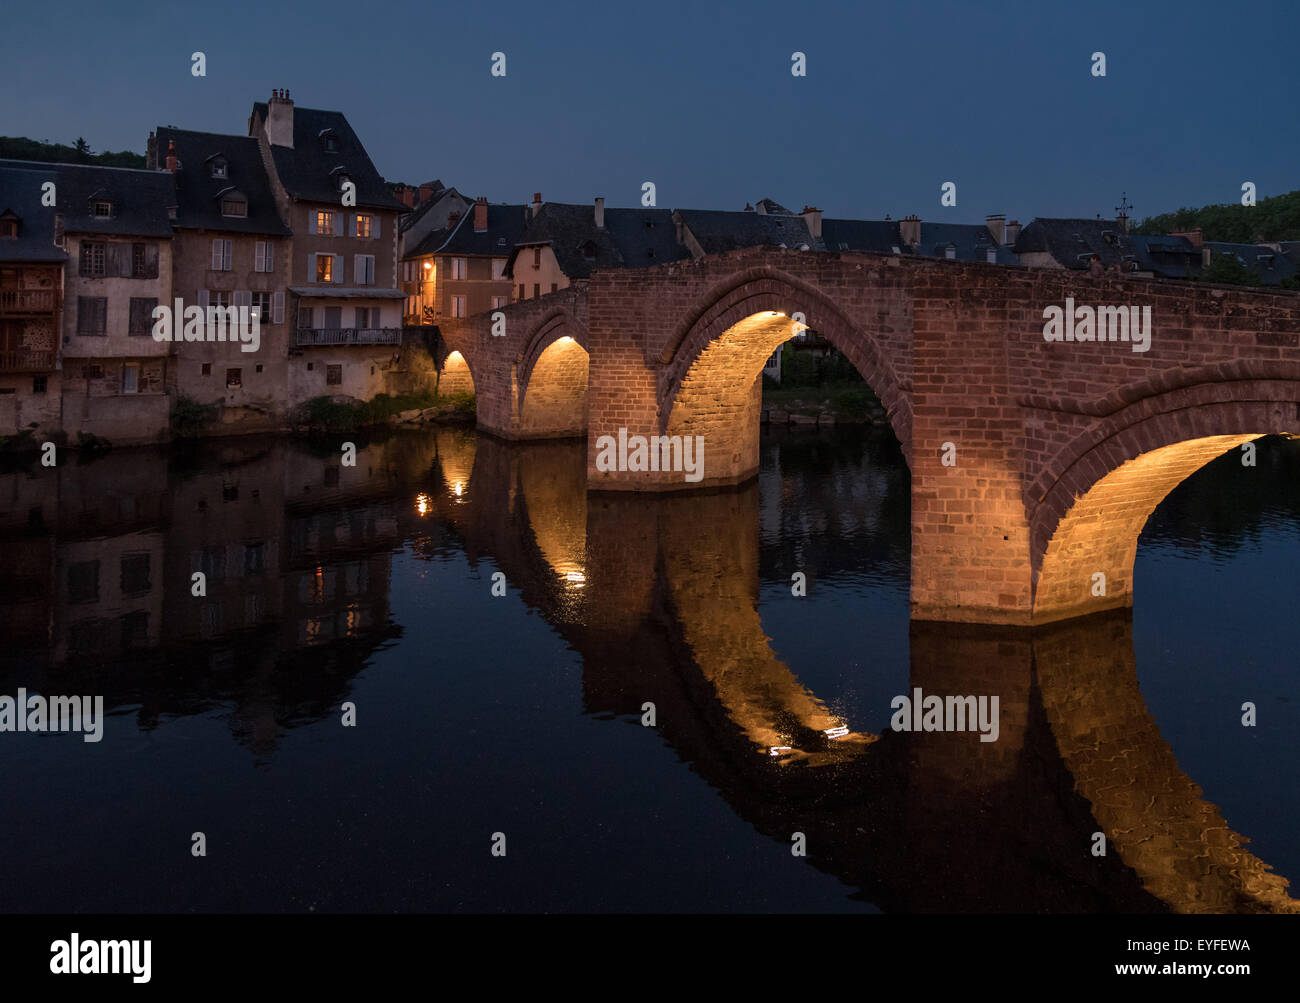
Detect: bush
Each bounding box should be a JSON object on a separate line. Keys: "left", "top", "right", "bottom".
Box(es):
{"left": 171, "top": 394, "right": 217, "bottom": 439}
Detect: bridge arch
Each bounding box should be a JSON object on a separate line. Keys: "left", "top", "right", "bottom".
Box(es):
{"left": 658, "top": 267, "right": 912, "bottom": 489}
{"left": 516, "top": 309, "right": 589, "bottom": 439}
{"left": 439, "top": 350, "right": 475, "bottom": 397}
{"left": 1029, "top": 382, "right": 1300, "bottom": 622}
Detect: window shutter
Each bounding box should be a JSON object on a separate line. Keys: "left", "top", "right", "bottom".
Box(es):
{"left": 308, "top": 212, "right": 318, "bottom": 235}
{"left": 222, "top": 240, "right": 232, "bottom": 271}
{"left": 197, "top": 289, "right": 210, "bottom": 309}
{"left": 373, "top": 216, "right": 381, "bottom": 239}
{"left": 333, "top": 254, "right": 343, "bottom": 283}
{"left": 308, "top": 253, "right": 317, "bottom": 282}
{"left": 353, "top": 255, "right": 362, "bottom": 284}
{"left": 332, "top": 213, "right": 343, "bottom": 237}
{"left": 145, "top": 244, "right": 159, "bottom": 278}
{"left": 265, "top": 242, "right": 274, "bottom": 272}
{"left": 254, "top": 242, "right": 264, "bottom": 272}
{"left": 348, "top": 215, "right": 357, "bottom": 237}
{"left": 234, "top": 290, "right": 251, "bottom": 308}
{"left": 272, "top": 291, "right": 284, "bottom": 325}
{"left": 212, "top": 239, "right": 223, "bottom": 270}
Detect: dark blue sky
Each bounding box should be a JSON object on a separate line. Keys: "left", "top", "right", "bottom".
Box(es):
{"left": 4, "top": 0, "right": 1297, "bottom": 223}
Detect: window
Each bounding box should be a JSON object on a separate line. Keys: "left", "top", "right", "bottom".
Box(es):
{"left": 354, "top": 214, "right": 372, "bottom": 238}
{"left": 323, "top": 306, "right": 341, "bottom": 329}
{"left": 226, "top": 368, "right": 242, "bottom": 389}
{"left": 79, "top": 241, "right": 106, "bottom": 277}
{"left": 491, "top": 296, "right": 506, "bottom": 310}
{"left": 221, "top": 197, "right": 247, "bottom": 218}
{"left": 451, "top": 257, "right": 467, "bottom": 280}
{"left": 129, "top": 297, "right": 157, "bottom": 336}
{"left": 451, "top": 295, "right": 466, "bottom": 318}
{"left": 532, "top": 247, "right": 541, "bottom": 268}
{"left": 323, "top": 134, "right": 338, "bottom": 152}
{"left": 131, "top": 242, "right": 159, "bottom": 278}
{"left": 33, "top": 375, "right": 47, "bottom": 394}
{"left": 201, "top": 363, "right": 212, "bottom": 376}
{"left": 255, "top": 364, "right": 263, "bottom": 374}
{"left": 82, "top": 364, "right": 104, "bottom": 379}
{"left": 518, "top": 283, "right": 525, "bottom": 299}
{"left": 550, "top": 283, "right": 557, "bottom": 293}
{"left": 254, "top": 241, "right": 274, "bottom": 272}
{"left": 122, "top": 364, "right": 138, "bottom": 392}
{"left": 986, "top": 248, "right": 997, "bottom": 264}
{"left": 315, "top": 210, "right": 334, "bottom": 233}
{"left": 326, "top": 364, "right": 342, "bottom": 386}
{"left": 316, "top": 255, "right": 333, "bottom": 282}
{"left": 299, "top": 307, "right": 313, "bottom": 329}
{"left": 0, "top": 219, "right": 17, "bottom": 239}
{"left": 336, "top": 172, "right": 351, "bottom": 192}
{"left": 944, "top": 245, "right": 956, "bottom": 260}
{"left": 211, "top": 238, "right": 233, "bottom": 271}
{"left": 77, "top": 296, "right": 107, "bottom": 336}
{"left": 354, "top": 307, "right": 376, "bottom": 328}
{"left": 211, "top": 161, "right": 227, "bottom": 179}
{"left": 120, "top": 553, "right": 151, "bottom": 596}
{"left": 579, "top": 241, "right": 596, "bottom": 261}
{"left": 93, "top": 201, "right": 112, "bottom": 219}
{"left": 492, "top": 258, "right": 507, "bottom": 280}
{"left": 251, "top": 292, "right": 272, "bottom": 323}
{"left": 533, "top": 283, "right": 540, "bottom": 298}
{"left": 210, "top": 290, "right": 230, "bottom": 309}
{"left": 354, "top": 254, "right": 375, "bottom": 285}
{"left": 68, "top": 560, "right": 100, "bottom": 603}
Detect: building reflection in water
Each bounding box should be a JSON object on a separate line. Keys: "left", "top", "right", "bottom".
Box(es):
{"left": 0, "top": 426, "right": 1293, "bottom": 912}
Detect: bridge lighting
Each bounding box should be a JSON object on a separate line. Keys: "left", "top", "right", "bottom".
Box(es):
{"left": 769, "top": 746, "right": 793, "bottom": 757}
{"left": 415, "top": 493, "right": 431, "bottom": 517}
{"left": 824, "top": 725, "right": 849, "bottom": 739}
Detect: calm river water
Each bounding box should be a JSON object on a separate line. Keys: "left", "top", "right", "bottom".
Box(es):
{"left": 0, "top": 425, "right": 1296, "bottom": 912}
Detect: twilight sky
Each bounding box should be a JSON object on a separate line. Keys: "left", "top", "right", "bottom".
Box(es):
{"left": 3, "top": 0, "right": 1297, "bottom": 224}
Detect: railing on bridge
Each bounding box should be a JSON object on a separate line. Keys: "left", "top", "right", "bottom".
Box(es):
{"left": 295, "top": 327, "right": 403, "bottom": 347}
{"left": 0, "top": 289, "right": 56, "bottom": 314}
{"left": 0, "top": 349, "right": 56, "bottom": 372}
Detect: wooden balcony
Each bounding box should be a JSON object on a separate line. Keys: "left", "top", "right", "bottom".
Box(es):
{"left": 0, "top": 349, "right": 55, "bottom": 373}
{"left": 296, "top": 327, "right": 403, "bottom": 347}
{"left": 0, "top": 288, "right": 57, "bottom": 315}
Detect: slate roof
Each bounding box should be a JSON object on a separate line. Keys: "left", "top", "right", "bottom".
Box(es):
{"left": 153, "top": 127, "right": 289, "bottom": 236}
{"left": 1280, "top": 241, "right": 1300, "bottom": 270}
{"left": 1204, "top": 242, "right": 1298, "bottom": 285}
{"left": 433, "top": 203, "right": 529, "bottom": 259}
{"left": 0, "top": 163, "right": 68, "bottom": 261}
{"left": 676, "top": 207, "right": 823, "bottom": 254}
{"left": 399, "top": 181, "right": 465, "bottom": 233}
{"left": 249, "top": 102, "right": 405, "bottom": 212}
{"left": 821, "top": 218, "right": 903, "bottom": 254}
{"left": 914, "top": 222, "right": 1018, "bottom": 264}
{"left": 0, "top": 159, "right": 175, "bottom": 239}
{"left": 506, "top": 202, "right": 622, "bottom": 278}
{"left": 604, "top": 208, "right": 690, "bottom": 268}
{"left": 1013, "top": 218, "right": 1136, "bottom": 270}
{"left": 754, "top": 197, "right": 792, "bottom": 214}
{"left": 408, "top": 223, "right": 454, "bottom": 258}
{"left": 1129, "top": 233, "right": 1202, "bottom": 279}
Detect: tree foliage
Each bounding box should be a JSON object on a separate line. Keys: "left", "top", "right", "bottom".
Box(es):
{"left": 1134, "top": 189, "right": 1300, "bottom": 242}
{"left": 0, "top": 135, "right": 145, "bottom": 169}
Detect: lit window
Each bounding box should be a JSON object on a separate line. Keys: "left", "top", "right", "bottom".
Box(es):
{"left": 316, "top": 256, "right": 333, "bottom": 282}
{"left": 316, "top": 210, "right": 334, "bottom": 233}
{"left": 355, "top": 214, "right": 372, "bottom": 237}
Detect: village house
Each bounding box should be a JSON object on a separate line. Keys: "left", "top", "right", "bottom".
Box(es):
{"left": 1013, "top": 215, "right": 1138, "bottom": 272}
{"left": 409, "top": 196, "right": 527, "bottom": 318}
{"left": 0, "top": 162, "right": 65, "bottom": 440}
{"left": 247, "top": 89, "right": 408, "bottom": 406}
{"left": 396, "top": 180, "right": 471, "bottom": 323}
{"left": 47, "top": 162, "right": 175, "bottom": 445}
{"left": 147, "top": 126, "right": 292, "bottom": 433}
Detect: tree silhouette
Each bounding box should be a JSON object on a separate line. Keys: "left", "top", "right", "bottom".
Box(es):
{"left": 73, "top": 137, "right": 92, "bottom": 161}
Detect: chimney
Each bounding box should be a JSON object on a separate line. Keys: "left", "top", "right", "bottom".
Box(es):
{"left": 447, "top": 210, "right": 462, "bottom": 231}
{"left": 1116, "top": 211, "right": 1131, "bottom": 234}
{"left": 398, "top": 187, "right": 415, "bottom": 209}
{"left": 146, "top": 131, "right": 157, "bottom": 170}
{"left": 594, "top": 197, "right": 605, "bottom": 229}
{"left": 1202, "top": 246, "right": 1213, "bottom": 269}
{"left": 800, "top": 205, "right": 822, "bottom": 241}
{"left": 985, "top": 213, "right": 1006, "bottom": 245}
{"left": 266, "top": 88, "right": 295, "bottom": 149}
{"left": 474, "top": 196, "right": 488, "bottom": 232}
{"left": 419, "top": 183, "right": 435, "bottom": 205}
{"left": 1004, "top": 219, "right": 1021, "bottom": 247}
{"left": 165, "top": 139, "right": 178, "bottom": 174}
{"left": 1171, "top": 227, "right": 1204, "bottom": 248}
{"left": 899, "top": 214, "right": 921, "bottom": 248}
{"left": 532, "top": 192, "right": 543, "bottom": 219}
{"left": 755, "top": 201, "right": 767, "bottom": 215}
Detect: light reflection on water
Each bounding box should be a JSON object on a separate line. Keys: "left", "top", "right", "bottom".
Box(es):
{"left": 0, "top": 426, "right": 1295, "bottom": 913}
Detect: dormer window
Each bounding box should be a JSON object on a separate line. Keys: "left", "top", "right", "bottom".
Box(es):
{"left": 944, "top": 245, "right": 956, "bottom": 260}
{"left": 579, "top": 240, "right": 597, "bottom": 261}
{"left": 221, "top": 196, "right": 248, "bottom": 218}
{"left": 209, "top": 157, "right": 228, "bottom": 179}
{"left": 320, "top": 130, "right": 339, "bottom": 152}
{"left": 0, "top": 211, "right": 18, "bottom": 239}
{"left": 93, "top": 201, "right": 113, "bottom": 219}
{"left": 336, "top": 173, "right": 351, "bottom": 192}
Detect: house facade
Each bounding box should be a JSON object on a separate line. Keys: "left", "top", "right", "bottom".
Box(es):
{"left": 248, "top": 89, "right": 408, "bottom": 405}
{"left": 148, "top": 127, "right": 292, "bottom": 433}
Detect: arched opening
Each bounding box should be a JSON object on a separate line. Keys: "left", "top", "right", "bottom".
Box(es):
{"left": 663, "top": 305, "right": 906, "bottom": 490}
{"left": 1034, "top": 435, "right": 1260, "bottom": 622}
{"left": 439, "top": 350, "right": 475, "bottom": 397}
{"left": 518, "top": 336, "right": 588, "bottom": 438}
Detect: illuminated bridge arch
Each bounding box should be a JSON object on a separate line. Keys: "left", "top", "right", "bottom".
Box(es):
{"left": 516, "top": 308, "right": 589, "bottom": 439}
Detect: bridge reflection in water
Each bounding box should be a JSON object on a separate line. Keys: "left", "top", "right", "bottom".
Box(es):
{"left": 0, "top": 427, "right": 1293, "bottom": 913}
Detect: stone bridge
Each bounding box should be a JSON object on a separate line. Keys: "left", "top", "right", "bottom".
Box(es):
{"left": 435, "top": 246, "right": 1300, "bottom": 625}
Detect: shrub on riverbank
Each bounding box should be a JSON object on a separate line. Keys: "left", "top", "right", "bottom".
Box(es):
{"left": 297, "top": 390, "right": 475, "bottom": 433}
